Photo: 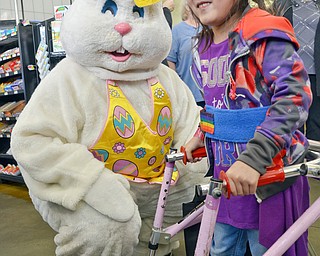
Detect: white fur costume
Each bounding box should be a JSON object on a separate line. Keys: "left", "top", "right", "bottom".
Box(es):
{"left": 11, "top": 1, "right": 208, "bottom": 255}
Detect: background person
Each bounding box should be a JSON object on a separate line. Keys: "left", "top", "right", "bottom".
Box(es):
{"left": 167, "top": 0, "right": 205, "bottom": 107}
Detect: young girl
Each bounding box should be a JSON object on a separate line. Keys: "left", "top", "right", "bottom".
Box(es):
{"left": 184, "top": 0, "right": 312, "bottom": 255}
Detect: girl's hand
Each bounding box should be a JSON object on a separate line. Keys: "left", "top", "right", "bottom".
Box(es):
{"left": 226, "top": 161, "right": 260, "bottom": 196}
{"left": 184, "top": 137, "right": 205, "bottom": 163}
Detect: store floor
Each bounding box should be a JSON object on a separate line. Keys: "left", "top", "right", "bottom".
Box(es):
{"left": 0, "top": 179, "right": 319, "bottom": 256}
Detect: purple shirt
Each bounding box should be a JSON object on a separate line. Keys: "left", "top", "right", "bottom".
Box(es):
{"left": 199, "top": 39, "right": 260, "bottom": 229}
{"left": 199, "top": 39, "right": 229, "bottom": 109}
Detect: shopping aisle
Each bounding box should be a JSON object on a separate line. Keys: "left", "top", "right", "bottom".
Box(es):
{"left": 0, "top": 180, "right": 319, "bottom": 256}
{"left": 0, "top": 183, "right": 56, "bottom": 256}
{"left": 0, "top": 182, "right": 186, "bottom": 256}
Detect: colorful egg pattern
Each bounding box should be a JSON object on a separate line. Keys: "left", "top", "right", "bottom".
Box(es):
{"left": 90, "top": 149, "right": 109, "bottom": 162}
{"left": 113, "top": 106, "right": 135, "bottom": 138}
{"left": 113, "top": 159, "right": 138, "bottom": 177}
{"left": 157, "top": 106, "right": 172, "bottom": 136}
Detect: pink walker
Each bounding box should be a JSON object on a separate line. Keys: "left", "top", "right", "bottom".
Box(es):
{"left": 148, "top": 140, "right": 320, "bottom": 256}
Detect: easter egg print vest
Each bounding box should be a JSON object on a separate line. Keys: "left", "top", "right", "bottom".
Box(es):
{"left": 89, "top": 78, "right": 179, "bottom": 184}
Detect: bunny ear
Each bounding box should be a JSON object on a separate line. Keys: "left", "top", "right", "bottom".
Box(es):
{"left": 134, "top": 0, "right": 161, "bottom": 7}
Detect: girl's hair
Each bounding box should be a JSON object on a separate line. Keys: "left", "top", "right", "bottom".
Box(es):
{"left": 191, "top": 0, "right": 278, "bottom": 52}
{"left": 182, "top": 0, "right": 189, "bottom": 21}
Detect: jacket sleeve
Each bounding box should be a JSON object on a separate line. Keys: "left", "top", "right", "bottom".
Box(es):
{"left": 238, "top": 39, "right": 312, "bottom": 174}
{"left": 166, "top": 26, "right": 179, "bottom": 64}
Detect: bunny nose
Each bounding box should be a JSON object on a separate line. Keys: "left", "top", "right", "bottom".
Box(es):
{"left": 114, "top": 22, "right": 132, "bottom": 36}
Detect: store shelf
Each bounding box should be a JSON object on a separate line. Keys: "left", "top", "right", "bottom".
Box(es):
{"left": 0, "top": 52, "right": 20, "bottom": 63}
{"left": 0, "top": 70, "right": 21, "bottom": 79}
{"left": 0, "top": 89, "right": 24, "bottom": 97}
{"left": 0, "top": 116, "right": 19, "bottom": 121}
{"left": 0, "top": 21, "right": 28, "bottom": 186}
{"left": 0, "top": 173, "right": 24, "bottom": 184}
{"left": 0, "top": 134, "right": 11, "bottom": 138}
{"left": 0, "top": 33, "right": 17, "bottom": 46}
{"left": 0, "top": 154, "right": 14, "bottom": 160}
{"left": 0, "top": 20, "right": 44, "bottom": 186}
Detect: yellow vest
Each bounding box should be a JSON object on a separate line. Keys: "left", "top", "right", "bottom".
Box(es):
{"left": 89, "top": 79, "right": 179, "bottom": 184}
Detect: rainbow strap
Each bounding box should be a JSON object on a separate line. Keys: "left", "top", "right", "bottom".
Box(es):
{"left": 200, "top": 108, "right": 214, "bottom": 134}
{"left": 201, "top": 105, "right": 269, "bottom": 143}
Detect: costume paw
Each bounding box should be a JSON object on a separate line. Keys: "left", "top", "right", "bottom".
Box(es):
{"left": 54, "top": 203, "right": 141, "bottom": 256}
{"left": 84, "top": 171, "right": 135, "bottom": 221}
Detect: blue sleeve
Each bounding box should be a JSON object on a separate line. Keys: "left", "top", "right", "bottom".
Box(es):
{"left": 167, "top": 26, "right": 180, "bottom": 63}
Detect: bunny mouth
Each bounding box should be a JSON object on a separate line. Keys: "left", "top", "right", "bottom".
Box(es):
{"left": 110, "top": 47, "right": 131, "bottom": 62}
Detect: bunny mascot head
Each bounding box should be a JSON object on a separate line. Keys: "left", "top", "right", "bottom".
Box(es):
{"left": 61, "top": 0, "right": 172, "bottom": 81}
{"left": 11, "top": 0, "right": 207, "bottom": 255}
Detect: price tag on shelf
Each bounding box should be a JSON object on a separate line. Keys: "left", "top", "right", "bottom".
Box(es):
{"left": 27, "top": 65, "right": 36, "bottom": 71}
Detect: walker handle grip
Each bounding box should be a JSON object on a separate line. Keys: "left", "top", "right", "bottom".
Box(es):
{"left": 257, "top": 151, "right": 286, "bottom": 186}
{"left": 257, "top": 168, "right": 285, "bottom": 186}
{"left": 219, "top": 171, "right": 231, "bottom": 199}
{"left": 219, "top": 168, "right": 286, "bottom": 199}
{"left": 180, "top": 146, "right": 207, "bottom": 165}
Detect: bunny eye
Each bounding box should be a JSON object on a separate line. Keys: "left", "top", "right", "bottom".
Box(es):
{"left": 101, "top": 0, "right": 118, "bottom": 15}
{"left": 132, "top": 5, "right": 144, "bottom": 18}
